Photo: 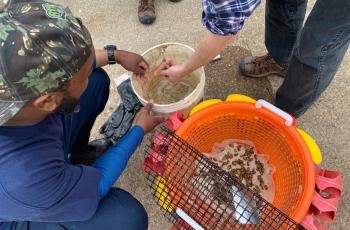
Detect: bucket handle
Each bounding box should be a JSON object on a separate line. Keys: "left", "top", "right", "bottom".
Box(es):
{"left": 176, "top": 208, "right": 204, "bottom": 230}
{"left": 256, "top": 100, "right": 296, "bottom": 126}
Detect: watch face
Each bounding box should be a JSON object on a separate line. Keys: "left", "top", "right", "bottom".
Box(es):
{"left": 105, "top": 45, "right": 116, "bottom": 64}
{"left": 105, "top": 45, "right": 116, "bottom": 50}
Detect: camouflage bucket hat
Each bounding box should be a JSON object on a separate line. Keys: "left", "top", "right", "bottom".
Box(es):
{"left": 0, "top": 0, "right": 93, "bottom": 125}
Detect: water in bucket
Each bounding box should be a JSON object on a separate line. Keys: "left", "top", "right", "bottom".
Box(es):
{"left": 143, "top": 73, "right": 199, "bottom": 105}
{"left": 131, "top": 43, "right": 205, "bottom": 114}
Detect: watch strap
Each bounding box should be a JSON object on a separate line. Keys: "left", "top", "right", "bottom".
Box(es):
{"left": 104, "top": 45, "right": 117, "bottom": 65}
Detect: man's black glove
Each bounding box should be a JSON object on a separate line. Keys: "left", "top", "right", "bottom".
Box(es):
{"left": 100, "top": 79, "right": 142, "bottom": 143}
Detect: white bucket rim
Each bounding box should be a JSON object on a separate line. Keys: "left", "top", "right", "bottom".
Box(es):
{"left": 130, "top": 42, "right": 205, "bottom": 113}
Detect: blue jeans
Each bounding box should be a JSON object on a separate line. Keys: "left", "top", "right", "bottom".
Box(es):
{"left": 266, "top": 0, "right": 350, "bottom": 117}
{"left": 3, "top": 69, "right": 148, "bottom": 230}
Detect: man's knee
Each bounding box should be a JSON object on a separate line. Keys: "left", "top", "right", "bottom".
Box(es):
{"left": 107, "top": 189, "right": 148, "bottom": 229}
{"left": 126, "top": 196, "right": 148, "bottom": 229}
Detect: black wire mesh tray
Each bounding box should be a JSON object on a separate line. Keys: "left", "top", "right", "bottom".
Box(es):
{"left": 143, "top": 126, "right": 302, "bottom": 230}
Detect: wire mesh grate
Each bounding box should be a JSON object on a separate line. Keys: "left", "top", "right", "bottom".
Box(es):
{"left": 143, "top": 125, "right": 303, "bottom": 230}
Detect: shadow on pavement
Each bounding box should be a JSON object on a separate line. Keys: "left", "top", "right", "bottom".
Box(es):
{"left": 204, "top": 46, "right": 274, "bottom": 102}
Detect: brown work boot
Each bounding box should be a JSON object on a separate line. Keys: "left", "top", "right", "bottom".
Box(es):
{"left": 138, "top": 0, "right": 156, "bottom": 25}
{"left": 239, "top": 54, "right": 286, "bottom": 78}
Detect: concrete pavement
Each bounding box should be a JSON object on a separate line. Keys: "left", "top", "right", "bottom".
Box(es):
{"left": 54, "top": 0, "right": 349, "bottom": 229}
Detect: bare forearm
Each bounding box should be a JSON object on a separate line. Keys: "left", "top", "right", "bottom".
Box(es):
{"left": 94, "top": 49, "right": 148, "bottom": 78}
{"left": 183, "top": 32, "right": 236, "bottom": 74}
{"left": 95, "top": 49, "right": 108, "bottom": 68}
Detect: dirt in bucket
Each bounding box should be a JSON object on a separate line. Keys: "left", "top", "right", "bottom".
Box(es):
{"left": 204, "top": 140, "right": 276, "bottom": 203}
{"left": 144, "top": 74, "right": 199, "bottom": 104}
{"left": 143, "top": 75, "right": 199, "bottom": 104}
{"left": 135, "top": 61, "right": 200, "bottom": 105}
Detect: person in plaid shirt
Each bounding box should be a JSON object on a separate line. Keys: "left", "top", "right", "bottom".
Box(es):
{"left": 161, "top": 0, "right": 260, "bottom": 80}
{"left": 163, "top": 0, "right": 350, "bottom": 118}
{"left": 202, "top": 0, "right": 260, "bottom": 36}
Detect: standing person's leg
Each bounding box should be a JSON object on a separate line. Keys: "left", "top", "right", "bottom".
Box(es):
{"left": 63, "top": 68, "right": 110, "bottom": 158}
{"left": 265, "top": 0, "right": 308, "bottom": 65}
{"left": 275, "top": 0, "right": 350, "bottom": 117}
{"left": 240, "top": 0, "right": 308, "bottom": 77}
{"left": 9, "top": 188, "right": 148, "bottom": 230}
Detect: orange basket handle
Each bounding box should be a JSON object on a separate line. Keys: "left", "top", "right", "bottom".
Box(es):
{"left": 256, "top": 100, "right": 296, "bottom": 126}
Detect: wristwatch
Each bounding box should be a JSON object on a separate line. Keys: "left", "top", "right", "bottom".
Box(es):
{"left": 104, "top": 45, "right": 117, "bottom": 65}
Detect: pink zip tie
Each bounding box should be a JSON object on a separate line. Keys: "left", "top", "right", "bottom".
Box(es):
{"left": 315, "top": 168, "right": 343, "bottom": 196}
{"left": 163, "top": 112, "right": 185, "bottom": 131}
{"left": 310, "top": 191, "right": 339, "bottom": 223}
{"left": 302, "top": 168, "right": 343, "bottom": 229}
{"left": 143, "top": 112, "right": 184, "bottom": 174}
{"left": 301, "top": 215, "right": 329, "bottom": 230}
{"left": 310, "top": 169, "right": 343, "bottom": 223}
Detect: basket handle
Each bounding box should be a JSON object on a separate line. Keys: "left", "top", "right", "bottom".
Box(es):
{"left": 256, "top": 100, "right": 296, "bottom": 126}
{"left": 176, "top": 208, "right": 204, "bottom": 230}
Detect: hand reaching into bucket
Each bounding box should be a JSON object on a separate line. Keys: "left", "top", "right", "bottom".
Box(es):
{"left": 150, "top": 59, "right": 176, "bottom": 77}
{"left": 160, "top": 59, "right": 189, "bottom": 82}
{"left": 139, "top": 59, "right": 177, "bottom": 93}
{"left": 135, "top": 102, "right": 164, "bottom": 133}
{"left": 116, "top": 50, "right": 149, "bottom": 79}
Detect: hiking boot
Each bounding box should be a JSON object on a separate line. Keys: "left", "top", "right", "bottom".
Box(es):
{"left": 138, "top": 0, "right": 156, "bottom": 25}
{"left": 239, "top": 54, "right": 286, "bottom": 78}
{"left": 70, "top": 138, "right": 113, "bottom": 165}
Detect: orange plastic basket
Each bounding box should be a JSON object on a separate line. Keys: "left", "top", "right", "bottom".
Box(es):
{"left": 175, "top": 101, "right": 315, "bottom": 223}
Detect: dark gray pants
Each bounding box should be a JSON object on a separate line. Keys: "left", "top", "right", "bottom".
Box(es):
{"left": 266, "top": 0, "right": 350, "bottom": 117}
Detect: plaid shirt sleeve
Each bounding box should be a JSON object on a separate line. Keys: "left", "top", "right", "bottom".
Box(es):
{"left": 202, "top": 0, "right": 261, "bottom": 36}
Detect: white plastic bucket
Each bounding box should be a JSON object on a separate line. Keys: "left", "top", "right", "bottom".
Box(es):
{"left": 131, "top": 43, "right": 205, "bottom": 115}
